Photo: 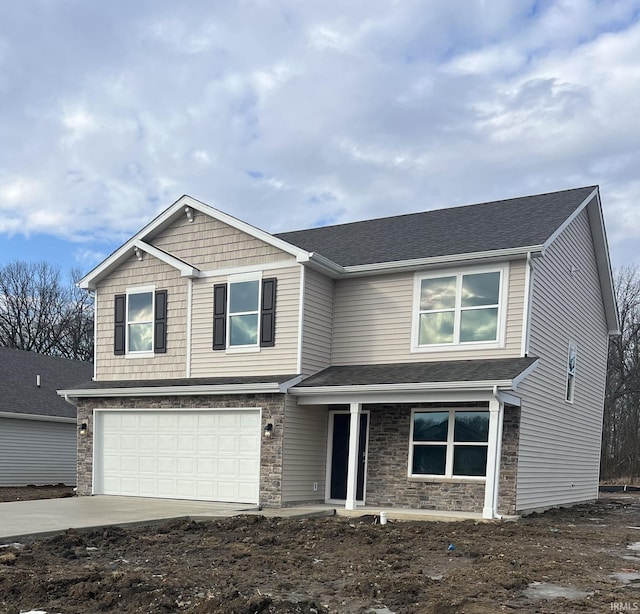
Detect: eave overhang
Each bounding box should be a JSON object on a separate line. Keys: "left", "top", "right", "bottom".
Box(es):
{"left": 58, "top": 375, "right": 304, "bottom": 400}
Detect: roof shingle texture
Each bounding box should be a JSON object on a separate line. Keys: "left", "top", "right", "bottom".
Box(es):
{"left": 275, "top": 186, "right": 596, "bottom": 266}
{"left": 0, "top": 347, "right": 93, "bottom": 418}
{"left": 294, "top": 357, "right": 538, "bottom": 388}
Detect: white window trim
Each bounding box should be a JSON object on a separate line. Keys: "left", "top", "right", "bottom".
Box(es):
{"left": 565, "top": 342, "right": 577, "bottom": 403}
{"left": 226, "top": 272, "right": 262, "bottom": 353}
{"left": 410, "top": 263, "right": 509, "bottom": 353}
{"left": 125, "top": 285, "right": 155, "bottom": 358}
{"left": 408, "top": 408, "right": 489, "bottom": 480}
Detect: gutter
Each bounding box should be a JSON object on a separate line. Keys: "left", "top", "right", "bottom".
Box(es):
{"left": 57, "top": 376, "right": 304, "bottom": 400}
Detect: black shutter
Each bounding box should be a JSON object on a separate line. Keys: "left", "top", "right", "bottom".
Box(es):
{"left": 213, "top": 283, "right": 227, "bottom": 350}
{"left": 260, "top": 277, "right": 277, "bottom": 347}
{"left": 114, "top": 294, "right": 126, "bottom": 355}
{"left": 154, "top": 290, "right": 168, "bottom": 353}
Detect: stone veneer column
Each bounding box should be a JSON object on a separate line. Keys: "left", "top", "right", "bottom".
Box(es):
{"left": 497, "top": 406, "right": 520, "bottom": 515}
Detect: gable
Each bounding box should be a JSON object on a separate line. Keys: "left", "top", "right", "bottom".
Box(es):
{"left": 149, "top": 210, "right": 295, "bottom": 271}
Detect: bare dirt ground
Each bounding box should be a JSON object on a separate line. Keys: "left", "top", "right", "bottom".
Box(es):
{"left": 0, "top": 490, "right": 639, "bottom": 614}
{"left": 0, "top": 484, "right": 75, "bottom": 502}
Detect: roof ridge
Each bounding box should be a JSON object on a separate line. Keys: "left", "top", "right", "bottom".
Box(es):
{"left": 275, "top": 185, "right": 598, "bottom": 236}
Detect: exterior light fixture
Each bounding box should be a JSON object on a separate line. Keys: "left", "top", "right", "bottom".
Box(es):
{"left": 185, "top": 206, "right": 194, "bottom": 222}
{"left": 264, "top": 423, "right": 273, "bottom": 438}
{"left": 134, "top": 247, "right": 143, "bottom": 261}
{"left": 80, "top": 423, "right": 88, "bottom": 436}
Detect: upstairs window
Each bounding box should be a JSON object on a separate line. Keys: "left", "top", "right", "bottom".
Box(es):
{"left": 213, "top": 275, "right": 277, "bottom": 351}
{"left": 127, "top": 291, "right": 153, "bottom": 352}
{"left": 229, "top": 280, "right": 260, "bottom": 347}
{"left": 566, "top": 343, "right": 577, "bottom": 403}
{"left": 413, "top": 267, "right": 506, "bottom": 350}
{"left": 410, "top": 410, "right": 489, "bottom": 478}
{"left": 114, "top": 288, "right": 167, "bottom": 356}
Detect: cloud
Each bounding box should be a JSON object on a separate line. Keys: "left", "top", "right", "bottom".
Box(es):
{"left": 0, "top": 0, "right": 638, "bottom": 269}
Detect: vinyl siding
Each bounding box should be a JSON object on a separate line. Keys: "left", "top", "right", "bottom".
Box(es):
{"left": 281, "top": 397, "right": 328, "bottom": 504}
{"left": 95, "top": 256, "right": 188, "bottom": 381}
{"left": 516, "top": 208, "right": 609, "bottom": 512}
{"left": 0, "top": 417, "right": 77, "bottom": 486}
{"left": 331, "top": 259, "right": 527, "bottom": 364}
{"left": 150, "top": 213, "right": 290, "bottom": 270}
{"left": 190, "top": 265, "right": 300, "bottom": 377}
{"left": 300, "top": 268, "right": 334, "bottom": 376}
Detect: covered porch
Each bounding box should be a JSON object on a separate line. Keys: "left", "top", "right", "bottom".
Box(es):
{"left": 290, "top": 358, "right": 537, "bottom": 519}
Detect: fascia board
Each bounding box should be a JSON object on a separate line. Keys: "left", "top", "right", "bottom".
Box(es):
{"left": 511, "top": 358, "right": 539, "bottom": 390}
{"left": 79, "top": 194, "right": 314, "bottom": 289}
{"left": 586, "top": 193, "right": 620, "bottom": 334}
{"left": 133, "top": 240, "right": 201, "bottom": 278}
{"left": 290, "top": 379, "right": 515, "bottom": 396}
{"left": 0, "top": 411, "right": 76, "bottom": 424}
{"left": 57, "top": 382, "right": 289, "bottom": 398}
{"left": 541, "top": 187, "right": 598, "bottom": 254}
{"left": 340, "top": 246, "right": 542, "bottom": 277}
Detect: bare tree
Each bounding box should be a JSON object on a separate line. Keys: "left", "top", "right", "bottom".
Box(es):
{"left": 601, "top": 265, "right": 640, "bottom": 482}
{"left": 0, "top": 261, "right": 93, "bottom": 361}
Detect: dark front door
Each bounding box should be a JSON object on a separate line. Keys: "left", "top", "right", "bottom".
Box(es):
{"left": 330, "top": 412, "right": 368, "bottom": 500}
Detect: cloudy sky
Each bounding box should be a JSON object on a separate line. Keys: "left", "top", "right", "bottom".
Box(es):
{"left": 0, "top": 0, "right": 638, "bottom": 277}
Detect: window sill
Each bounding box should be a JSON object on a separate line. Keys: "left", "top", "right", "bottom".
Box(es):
{"left": 125, "top": 352, "right": 155, "bottom": 359}
{"left": 408, "top": 476, "right": 486, "bottom": 484}
{"left": 225, "top": 346, "right": 261, "bottom": 354}
{"left": 410, "top": 341, "right": 503, "bottom": 353}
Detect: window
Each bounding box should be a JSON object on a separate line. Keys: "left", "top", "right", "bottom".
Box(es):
{"left": 229, "top": 280, "right": 260, "bottom": 347}
{"left": 114, "top": 288, "right": 167, "bottom": 355}
{"left": 413, "top": 267, "right": 505, "bottom": 350}
{"left": 128, "top": 291, "right": 153, "bottom": 351}
{"left": 213, "top": 276, "right": 277, "bottom": 351}
{"left": 409, "top": 410, "right": 489, "bottom": 478}
{"left": 566, "top": 343, "right": 577, "bottom": 402}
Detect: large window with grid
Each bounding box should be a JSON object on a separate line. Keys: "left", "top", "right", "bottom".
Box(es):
{"left": 409, "top": 409, "right": 489, "bottom": 478}
{"left": 413, "top": 267, "right": 506, "bottom": 350}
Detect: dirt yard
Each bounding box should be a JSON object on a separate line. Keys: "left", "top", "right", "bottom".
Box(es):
{"left": 0, "top": 484, "right": 75, "bottom": 503}
{"left": 0, "top": 491, "right": 639, "bottom": 614}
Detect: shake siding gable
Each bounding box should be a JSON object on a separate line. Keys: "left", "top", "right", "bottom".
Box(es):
{"left": 516, "top": 208, "right": 609, "bottom": 512}
{"left": 95, "top": 256, "right": 187, "bottom": 381}
{"left": 281, "top": 397, "right": 328, "bottom": 505}
{"left": 189, "top": 265, "right": 300, "bottom": 377}
{"left": 150, "top": 212, "right": 288, "bottom": 270}
{"left": 330, "top": 260, "right": 527, "bottom": 365}
{"left": 300, "top": 268, "right": 334, "bottom": 376}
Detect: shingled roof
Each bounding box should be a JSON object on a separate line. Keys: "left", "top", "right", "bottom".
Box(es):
{"left": 293, "top": 357, "right": 538, "bottom": 389}
{"left": 275, "top": 186, "right": 597, "bottom": 267}
{"left": 0, "top": 347, "right": 93, "bottom": 418}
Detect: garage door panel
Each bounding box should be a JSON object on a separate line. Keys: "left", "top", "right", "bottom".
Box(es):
{"left": 96, "top": 410, "right": 260, "bottom": 503}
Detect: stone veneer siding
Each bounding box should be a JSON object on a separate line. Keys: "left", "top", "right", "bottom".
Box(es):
{"left": 362, "top": 403, "right": 519, "bottom": 514}
{"left": 497, "top": 406, "right": 520, "bottom": 515}
{"left": 76, "top": 393, "right": 286, "bottom": 508}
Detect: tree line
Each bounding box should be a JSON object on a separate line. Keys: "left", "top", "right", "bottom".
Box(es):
{"left": 0, "top": 259, "right": 638, "bottom": 479}
{"left": 0, "top": 261, "right": 93, "bottom": 362}
{"left": 601, "top": 265, "right": 640, "bottom": 482}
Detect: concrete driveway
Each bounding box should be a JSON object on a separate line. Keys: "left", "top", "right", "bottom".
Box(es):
{"left": 0, "top": 496, "right": 259, "bottom": 542}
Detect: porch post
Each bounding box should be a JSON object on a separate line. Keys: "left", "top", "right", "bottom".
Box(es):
{"left": 344, "top": 402, "right": 361, "bottom": 510}
{"left": 483, "top": 398, "right": 504, "bottom": 519}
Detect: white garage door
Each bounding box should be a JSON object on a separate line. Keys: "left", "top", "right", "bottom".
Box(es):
{"left": 94, "top": 409, "right": 261, "bottom": 503}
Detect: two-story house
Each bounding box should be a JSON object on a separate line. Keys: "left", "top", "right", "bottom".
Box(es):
{"left": 60, "top": 185, "right": 619, "bottom": 518}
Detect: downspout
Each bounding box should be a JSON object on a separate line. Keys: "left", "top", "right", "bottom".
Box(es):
{"left": 521, "top": 253, "right": 533, "bottom": 356}
{"left": 491, "top": 385, "right": 505, "bottom": 519}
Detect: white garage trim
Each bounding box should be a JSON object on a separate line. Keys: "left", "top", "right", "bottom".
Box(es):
{"left": 93, "top": 407, "right": 261, "bottom": 504}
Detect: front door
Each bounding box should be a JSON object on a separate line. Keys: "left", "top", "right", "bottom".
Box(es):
{"left": 329, "top": 412, "right": 368, "bottom": 501}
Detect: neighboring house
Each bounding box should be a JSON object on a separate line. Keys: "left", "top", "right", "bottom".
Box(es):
{"left": 60, "top": 186, "right": 619, "bottom": 518}
{"left": 0, "top": 347, "right": 93, "bottom": 486}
